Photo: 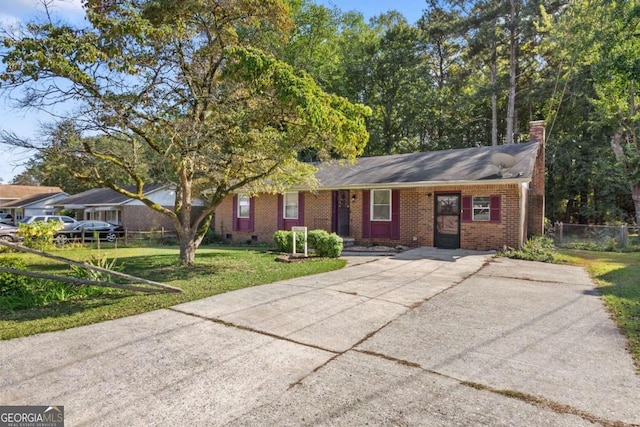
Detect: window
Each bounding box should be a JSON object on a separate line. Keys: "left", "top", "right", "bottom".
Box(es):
{"left": 237, "top": 195, "right": 250, "bottom": 218}
{"left": 104, "top": 210, "right": 121, "bottom": 225}
{"left": 465, "top": 196, "right": 500, "bottom": 223}
{"left": 284, "top": 192, "right": 298, "bottom": 219}
{"left": 472, "top": 197, "right": 490, "bottom": 221}
{"left": 371, "top": 189, "right": 391, "bottom": 221}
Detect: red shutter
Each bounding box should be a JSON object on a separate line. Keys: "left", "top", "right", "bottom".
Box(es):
{"left": 232, "top": 195, "right": 238, "bottom": 231}
{"left": 298, "top": 192, "right": 305, "bottom": 226}
{"left": 277, "top": 194, "right": 284, "bottom": 230}
{"left": 391, "top": 189, "right": 400, "bottom": 240}
{"left": 490, "top": 195, "right": 501, "bottom": 223}
{"left": 461, "top": 196, "right": 472, "bottom": 222}
{"left": 248, "top": 197, "right": 255, "bottom": 232}
{"left": 362, "top": 190, "right": 371, "bottom": 238}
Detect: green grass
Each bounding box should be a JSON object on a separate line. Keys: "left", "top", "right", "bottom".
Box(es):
{"left": 559, "top": 249, "right": 640, "bottom": 370}
{"left": 0, "top": 245, "right": 346, "bottom": 340}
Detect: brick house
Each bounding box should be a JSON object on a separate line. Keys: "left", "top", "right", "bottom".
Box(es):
{"left": 55, "top": 184, "right": 186, "bottom": 232}
{"left": 215, "top": 121, "right": 546, "bottom": 251}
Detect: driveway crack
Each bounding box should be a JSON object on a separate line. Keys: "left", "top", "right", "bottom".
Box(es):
{"left": 354, "top": 349, "right": 636, "bottom": 427}
{"left": 168, "top": 307, "right": 340, "bottom": 355}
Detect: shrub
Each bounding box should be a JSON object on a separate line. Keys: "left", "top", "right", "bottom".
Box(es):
{"left": 200, "top": 227, "right": 221, "bottom": 245}
{"left": 312, "top": 232, "right": 344, "bottom": 258}
{"left": 502, "top": 236, "right": 557, "bottom": 263}
{"left": 274, "top": 229, "right": 343, "bottom": 258}
{"left": 69, "top": 253, "right": 121, "bottom": 283}
{"left": 0, "top": 256, "right": 29, "bottom": 296}
{"left": 17, "top": 220, "right": 61, "bottom": 251}
{"left": 307, "top": 229, "right": 330, "bottom": 248}
{"left": 273, "top": 230, "right": 305, "bottom": 253}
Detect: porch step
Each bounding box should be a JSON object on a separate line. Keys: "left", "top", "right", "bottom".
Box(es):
{"left": 342, "top": 237, "right": 355, "bottom": 247}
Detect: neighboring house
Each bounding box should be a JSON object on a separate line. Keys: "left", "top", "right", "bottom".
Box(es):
{"left": 55, "top": 184, "right": 185, "bottom": 231}
{"left": 214, "top": 121, "right": 546, "bottom": 251}
{"left": 0, "top": 185, "right": 64, "bottom": 208}
{"left": 0, "top": 192, "right": 69, "bottom": 222}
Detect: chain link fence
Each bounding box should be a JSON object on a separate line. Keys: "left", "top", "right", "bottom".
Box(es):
{"left": 551, "top": 222, "right": 639, "bottom": 249}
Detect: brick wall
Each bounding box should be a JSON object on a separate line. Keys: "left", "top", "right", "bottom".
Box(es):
{"left": 215, "top": 185, "right": 525, "bottom": 251}
{"left": 122, "top": 206, "right": 176, "bottom": 231}
{"left": 459, "top": 184, "right": 523, "bottom": 250}
{"left": 216, "top": 193, "right": 288, "bottom": 243}
{"left": 306, "top": 191, "right": 333, "bottom": 231}
{"left": 354, "top": 185, "right": 523, "bottom": 250}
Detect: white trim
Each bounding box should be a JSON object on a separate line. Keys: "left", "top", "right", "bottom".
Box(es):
{"left": 371, "top": 189, "right": 392, "bottom": 222}
{"left": 283, "top": 191, "right": 299, "bottom": 220}
{"left": 472, "top": 196, "right": 490, "bottom": 222}
{"left": 237, "top": 194, "right": 250, "bottom": 219}
{"left": 292, "top": 177, "right": 531, "bottom": 192}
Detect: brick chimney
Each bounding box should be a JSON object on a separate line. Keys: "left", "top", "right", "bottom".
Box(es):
{"left": 527, "top": 120, "right": 545, "bottom": 237}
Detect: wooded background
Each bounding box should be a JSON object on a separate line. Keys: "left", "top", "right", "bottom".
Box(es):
{"left": 8, "top": 0, "right": 640, "bottom": 226}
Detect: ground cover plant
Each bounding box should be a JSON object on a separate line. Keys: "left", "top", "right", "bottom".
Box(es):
{"left": 0, "top": 245, "right": 345, "bottom": 340}
{"left": 501, "top": 236, "right": 557, "bottom": 263}
{"left": 558, "top": 250, "right": 640, "bottom": 370}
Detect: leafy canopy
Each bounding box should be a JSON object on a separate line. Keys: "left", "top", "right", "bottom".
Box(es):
{"left": 1, "top": 0, "right": 370, "bottom": 265}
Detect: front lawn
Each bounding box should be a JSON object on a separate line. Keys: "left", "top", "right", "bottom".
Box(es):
{"left": 559, "top": 249, "right": 640, "bottom": 370}
{"left": 0, "top": 245, "right": 345, "bottom": 340}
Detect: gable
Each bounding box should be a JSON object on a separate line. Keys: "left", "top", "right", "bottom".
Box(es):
{"left": 0, "top": 192, "right": 68, "bottom": 208}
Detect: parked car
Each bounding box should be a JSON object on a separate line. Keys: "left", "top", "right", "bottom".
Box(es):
{"left": 0, "top": 213, "right": 14, "bottom": 225}
{"left": 0, "top": 224, "right": 20, "bottom": 242}
{"left": 19, "top": 215, "right": 77, "bottom": 226}
{"left": 54, "top": 220, "right": 125, "bottom": 244}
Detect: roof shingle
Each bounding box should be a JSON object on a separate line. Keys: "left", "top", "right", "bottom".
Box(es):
{"left": 314, "top": 142, "right": 539, "bottom": 189}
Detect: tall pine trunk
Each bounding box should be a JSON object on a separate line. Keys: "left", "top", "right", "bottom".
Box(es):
{"left": 506, "top": 0, "right": 518, "bottom": 145}
{"left": 491, "top": 42, "right": 498, "bottom": 146}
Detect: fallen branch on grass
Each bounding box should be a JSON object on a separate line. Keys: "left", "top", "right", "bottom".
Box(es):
{"left": 0, "top": 240, "right": 182, "bottom": 294}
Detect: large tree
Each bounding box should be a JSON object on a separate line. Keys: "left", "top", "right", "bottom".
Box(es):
{"left": 541, "top": 0, "right": 640, "bottom": 225}
{"left": 0, "top": 0, "right": 369, "bottom": 265}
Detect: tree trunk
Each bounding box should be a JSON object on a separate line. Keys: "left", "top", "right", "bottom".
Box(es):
{"left": 175, "top": 162, "right": 199, "bottom": 266}
{"left": 632, "top": 184, "right": 640, "bottom": 226}
{"left": 179, "top": 236, "right": 198, "bottom": 266}
{"left": 610, "top": 128, "right": 640, "bottom": 226}
{"left": 506, "top": 0, "right": 518, "bottom": 145}
{"left": 491, "top": 43, "right": 498, "bottom": 146}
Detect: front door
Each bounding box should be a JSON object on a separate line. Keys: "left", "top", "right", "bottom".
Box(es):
{"left": 337, "top": 190, "right": 351, "bottom": 236}
{"left": 434, "top": 194, "right": 461, "bottom": 249}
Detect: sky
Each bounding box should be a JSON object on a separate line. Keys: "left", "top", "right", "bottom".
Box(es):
{"left": 0, "top": 0, "right": 428, "bottom": 183}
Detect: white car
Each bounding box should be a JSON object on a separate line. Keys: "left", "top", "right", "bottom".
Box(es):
{"left": 0, "top": 224, "right": 19, "bottom": 242}
{"left": 18, "top": 215, "right": 77, "bottom": 225}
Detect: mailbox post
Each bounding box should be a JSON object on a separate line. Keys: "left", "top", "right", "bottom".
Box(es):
{"left": 291, "top": 226, "right": 308, "bottom": 257}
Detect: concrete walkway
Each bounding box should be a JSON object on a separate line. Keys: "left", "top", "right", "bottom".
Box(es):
{"left": 1, "top": 248, "right": 638, "bottom": 426}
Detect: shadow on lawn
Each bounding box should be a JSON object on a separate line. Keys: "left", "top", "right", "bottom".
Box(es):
{"left": 0, "top": 294, "right": 130, "bottom": 323}
{"left": 591, "top": 256, "right": 640, "bottom": 370}
{"left": 117, "top": 249, "right": 268, "bottom": 282}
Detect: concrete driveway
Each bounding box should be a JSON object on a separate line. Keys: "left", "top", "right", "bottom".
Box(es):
{"left": 1, "top": 248, "right": 638, "bottom": 426}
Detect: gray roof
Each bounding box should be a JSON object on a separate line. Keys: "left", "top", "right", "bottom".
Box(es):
{"left": 0, "top": 192, "right": 67, "bottom": 208}
{"left": 314, "top": 142, "right": 540, "bottom": 189}
{"left": 56, "top": 183, "right": 168, "bottom": 206}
